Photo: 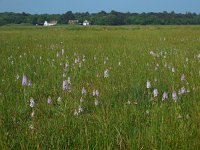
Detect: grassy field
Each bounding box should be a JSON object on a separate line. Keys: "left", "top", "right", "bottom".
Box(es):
{"left": 0, "top": 25, "right": 200, "bottom": 149}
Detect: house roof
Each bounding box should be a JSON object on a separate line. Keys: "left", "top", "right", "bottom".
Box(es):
{"left": 83, "top": 20, "right": 89, "bottom": 23}
{"left": 49, "top": 21, "right": 57, "bottom": 24}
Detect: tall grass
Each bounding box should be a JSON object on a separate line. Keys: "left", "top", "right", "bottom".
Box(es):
{"left": 0, "top": 26, "right": 200, "bottom": 149}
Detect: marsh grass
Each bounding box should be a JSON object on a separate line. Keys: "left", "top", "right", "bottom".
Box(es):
{"left": 0, "top": 25, "right": 200, "bottom": 149}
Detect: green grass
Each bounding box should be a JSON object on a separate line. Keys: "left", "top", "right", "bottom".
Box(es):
{"left": 0, "top": 25, "right": 200, "bottom": 149}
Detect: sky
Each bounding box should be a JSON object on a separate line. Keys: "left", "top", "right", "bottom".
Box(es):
{"left": 0, "top": 0, "right": 200, "bottom": 14}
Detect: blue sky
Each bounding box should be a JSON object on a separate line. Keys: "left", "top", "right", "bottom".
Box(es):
{"left": 0, "top": 0, "right": 200, "bottom": 14}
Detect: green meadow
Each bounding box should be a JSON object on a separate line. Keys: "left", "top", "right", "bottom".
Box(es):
{"left": 0, "top": 26, "right": 200, "bottom": 149}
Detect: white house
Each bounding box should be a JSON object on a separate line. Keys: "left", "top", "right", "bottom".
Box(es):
{"left": 43, "top": 21, "right": 57, "bottom": 26}
{"left": 83, "top": 20, "right": 89, "bottom": 26}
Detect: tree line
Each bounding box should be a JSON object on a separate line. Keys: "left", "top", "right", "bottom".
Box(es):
{"left": 0, "top": 11, "right": 200, "bottom": 26}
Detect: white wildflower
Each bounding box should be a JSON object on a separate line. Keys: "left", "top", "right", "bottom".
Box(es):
{"left": 75, "top": 58, "right": 79, "bottom": 64}
{"left": 78, "top": 105, "right": 83, "bottom": 113}
{"left": 67, "top": 77, "right": 71, "bottom": 84}
{"left": 22, "top": 74, "right": 28, "bottom": 86}
{"left": 104, "top": 69, "right": 109, "bottom": 78}
{"left": 74, "top": 109, "right": 78, "bottom": 116}
{"left": 16, "top": 74, "right": 19, "bottom": 80}
{"left": 57, "top": 97, "right": 62, "bottom": 103}
{"left": 197, "top": 53, "right": 200, "bottom": 59}
{"left": 146, "top": 110, "right": 150, "bottom": 114}
{"left": 82, "top": 87, "right": 87, "bottom": 96}
{"left": 172, "top": 91, "right": 178, "bottom": 101}
{"left": 29, "top": 124, "right": 34, "bottom": 130}
{"left": 93, "top": 89, "right": 99, "bottom": 97}
{"left": 31, "top": 111, "right": 35, "bottom": 117}
{"left": 47, "top": 96, "right": 52, "bottom": 104}
{"left": 30, "top": 97, "right": 35, "bottom": 108}
{"left": 82, "top": 55, "right": 86, "bottom": 62}
{"left": 94, "top": 99, "right": 99, "bottom": 106}
{"left": 146, "top": 80, "right": 151, "bottom": 89}
{"left": 153, "top": 89, "right": 159, "bottom": 97}
{"left": 80, "top": 97, "right": 84, "bottom": 103}
{"left": 61, "top": 49, "right": 64, "bottom": 55}
{"left": 150, "top": 51, "right": 156, "bottom": 57}
{"left": 181, "top": 74, "right": 185, "bottom": 81}
{"left": 56, "top": 52, "right": 60, "bottom": 58}
{"left": 178, "top": 87, "right": 186, "bottom": 95}
{"left": 28, "top": 80, "right": 32, "bottom": 86}
{"left": 172, "top": 67, "right": 175, "bottom": 73}
{"left": 162, "top": 92, "right": 168, "bottom": 101}
{"left": 63, "top": 80, "right": 70, "bottom": 91}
